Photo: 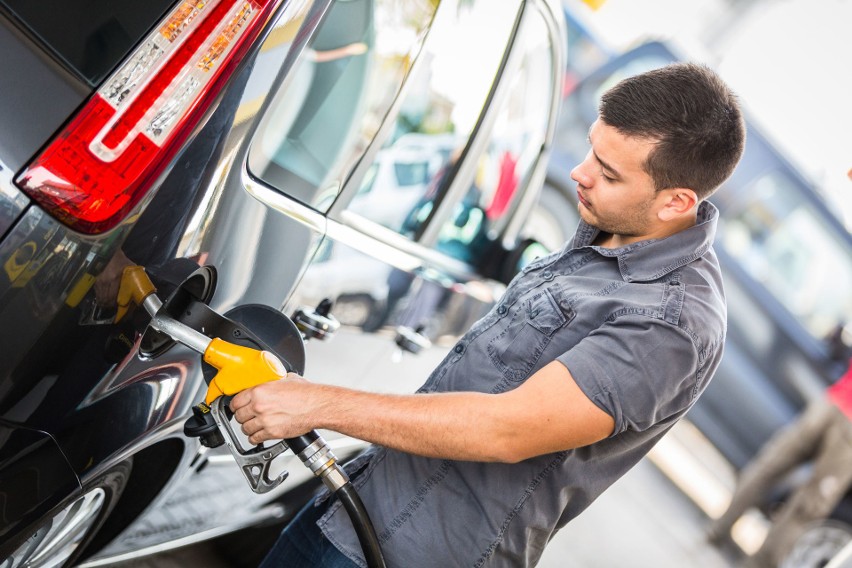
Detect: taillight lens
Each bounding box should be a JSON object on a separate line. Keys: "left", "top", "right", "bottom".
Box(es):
{"left": 16, "top": 0, "right": 281, "bottom": 234}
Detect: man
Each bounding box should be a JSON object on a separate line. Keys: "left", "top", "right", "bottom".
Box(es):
{"left": 232, "top": 63, "right": 746, "bottom": 567}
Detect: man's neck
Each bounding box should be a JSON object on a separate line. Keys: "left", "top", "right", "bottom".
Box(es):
{"left": 593, "top": 216, "right": 698, "bottom": 250}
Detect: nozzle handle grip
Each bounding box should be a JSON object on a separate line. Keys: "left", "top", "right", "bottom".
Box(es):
{"left": 201, "top": 339, "right": 325, "bottom": 462}
{"left": 203, "top": 338, "right": 288, "bottom": 404}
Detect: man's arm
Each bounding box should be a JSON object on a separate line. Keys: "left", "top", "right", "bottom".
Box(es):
{"left": 231, "top": 360, "right": 615, "bottom": 463}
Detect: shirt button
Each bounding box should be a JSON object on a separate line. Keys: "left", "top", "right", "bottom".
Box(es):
{"left": 497, "top": 305, "right": 507, "bottom": 315}
{"left": 542, "top": 270, "right": 554, "bottom": 281}
{"left": 454, "top": 344, "right": 465, "bottom": 354}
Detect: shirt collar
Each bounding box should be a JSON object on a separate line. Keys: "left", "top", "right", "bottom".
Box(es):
{"left": 569, "top": 201, "right": 719, "bottom": 282}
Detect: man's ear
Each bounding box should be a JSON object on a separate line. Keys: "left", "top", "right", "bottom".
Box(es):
{"left": 658, "top": 188, "right": 698, "bottom": 221}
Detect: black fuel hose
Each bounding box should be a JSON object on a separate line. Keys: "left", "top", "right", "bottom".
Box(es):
{"left": 337, "top": 481, "right": 387, "bottom": 568}
{"left": 286, "top": 432, "right": 387, "bottom": 568}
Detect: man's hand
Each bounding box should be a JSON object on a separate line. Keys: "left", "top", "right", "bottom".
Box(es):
{"left": 94, "top": 250, "right": 135, "bottom": 307}
{"left": 230, "top": 373, "right": 319, "bottom": 445}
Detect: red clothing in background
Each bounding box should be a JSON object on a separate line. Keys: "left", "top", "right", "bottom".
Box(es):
{"left": 827, "top": 358, "right": 852, "bottom": 420}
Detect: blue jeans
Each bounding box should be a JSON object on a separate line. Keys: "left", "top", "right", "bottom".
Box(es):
{"left": 258, "top": 496, "right": 359, "bottom": 568}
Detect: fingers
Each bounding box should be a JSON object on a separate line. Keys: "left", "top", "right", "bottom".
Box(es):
{"left": 239, "top": 416, "right": 267, "bottom": 445}
{"left": 229, "top": 373, "right": 292, "bottom": 413}
{"left": 93, "top": 250, "right": 135, "bottom": 306}
{"left": 93, "top": 278, "right": 119, "bottom": 307}
{"left": 230, "top": 388, "right": 251, "bottom": 413}
{"left": 227, "top": 374, "right": 311, "bottom": 444}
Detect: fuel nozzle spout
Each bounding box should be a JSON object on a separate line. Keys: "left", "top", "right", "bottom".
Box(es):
{"left": 116, "top": 265, "right": 161, "bottom": 322}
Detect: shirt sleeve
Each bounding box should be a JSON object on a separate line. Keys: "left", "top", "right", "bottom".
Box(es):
{"left": 556, "top": 314, "right": 700, "bottom": 435}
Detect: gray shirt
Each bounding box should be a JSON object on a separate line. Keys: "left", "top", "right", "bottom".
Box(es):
{"left": 319, "top": 201, "right": 727, "bottom": 567}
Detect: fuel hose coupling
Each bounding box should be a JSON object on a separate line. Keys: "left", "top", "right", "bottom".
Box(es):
{"left": 295, "top": 436, "right": 349, "bottom": 492}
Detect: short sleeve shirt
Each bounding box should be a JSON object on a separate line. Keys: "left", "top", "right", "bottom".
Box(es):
{"left": 319, "top": 201, "right": 727, "bottom": 567}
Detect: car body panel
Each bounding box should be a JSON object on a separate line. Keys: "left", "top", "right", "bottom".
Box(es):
{"left": 0, "top": 15, "right": 89, "bottom": 169}
{"left": 0, "top": 422, "right": 80, "bottom": 556}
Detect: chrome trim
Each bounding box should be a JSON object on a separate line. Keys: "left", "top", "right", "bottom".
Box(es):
{"left": 243, "top": 170, "right": 327, "bottom": 235}
{"left": 240, "top": 0, "right": 333, "bottom": 138}
{"left": 503, "top": 0, "right": 567, "bottom": 244}
{"left": 418, "top": 0, "right": 525, "bottom": 247}
{"left": 245, "top": 166, "right": 479, "bottom": 282}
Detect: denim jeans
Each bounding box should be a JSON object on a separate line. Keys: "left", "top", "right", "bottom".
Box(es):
{"left": 259, "top": 496, "right": 359, "bottom": 568}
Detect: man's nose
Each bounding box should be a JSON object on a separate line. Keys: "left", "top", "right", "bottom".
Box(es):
{"left": 571, "top": 155, "right": 594, "bottom": 188}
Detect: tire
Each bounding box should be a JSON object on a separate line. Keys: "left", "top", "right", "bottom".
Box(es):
{"left": 334, "top": 294, "right": 377, "bottom": 328}
{"left": 780, "top": 518, "right": 852, "bottom": 568}
{"left": 1, "top": 460, "right": 132, "bottom": 568}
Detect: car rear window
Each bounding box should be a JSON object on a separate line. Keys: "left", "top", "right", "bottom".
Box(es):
{"left": 1, "top": 0, "right": 176, "bottom": 85}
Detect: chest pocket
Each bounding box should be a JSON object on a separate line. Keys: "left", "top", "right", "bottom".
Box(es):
{"left": 487, "top": 286, "right": 571, "bottom": 381}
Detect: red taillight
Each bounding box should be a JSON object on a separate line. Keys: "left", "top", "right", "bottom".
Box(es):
{"left": 16, "top": 0, "right": 281, "bottom": 234}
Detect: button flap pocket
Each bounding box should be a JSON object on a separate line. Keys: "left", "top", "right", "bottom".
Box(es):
{"left": 526, "top": 287, "right": 570, "bottom": 336}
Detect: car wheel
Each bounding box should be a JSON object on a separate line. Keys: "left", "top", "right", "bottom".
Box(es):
{"left": 524, "top": 182, "right": 578, "bottom": 252}
{"left": 780, "top": 519, "right": 852, "bottom": 568}
{"left": 1, "top": 460, "right": 132, "bottom": 568}
{"left": 334, "top": 294, "right": 377, "bottom": 327}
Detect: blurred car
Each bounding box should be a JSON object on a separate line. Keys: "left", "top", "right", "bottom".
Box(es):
{"left": 0, "top": 0, "right": 567, "bottom": 566}
{"left": 348, "top": 133, "right": 458, "bottom": 233}
{"left": 542, "top": 39, "right": 852, "bottom": 565}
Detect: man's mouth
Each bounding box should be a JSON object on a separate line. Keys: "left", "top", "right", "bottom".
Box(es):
{"left": 577, "top": 190, "right": 590, "bottom": 208}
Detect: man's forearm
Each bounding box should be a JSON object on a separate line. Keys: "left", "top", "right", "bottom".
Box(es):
{"left": 232, "top": 361, "right": 614, "bottom": 463}
{"left": 309, "top": 385, "right": 522, "bottom": 462}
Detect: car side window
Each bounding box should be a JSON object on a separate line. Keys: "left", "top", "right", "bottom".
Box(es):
{"left": 247, "top": 0, "right": 438, "bottom": 211}
{"left": 720, "top": 172, "right": 852, "bottom": 340}
{"left": 433, "top": 5, "right": 555, "bottom": 264}
{"left": 344, "top": 0, "right": 522, "bottom": 240}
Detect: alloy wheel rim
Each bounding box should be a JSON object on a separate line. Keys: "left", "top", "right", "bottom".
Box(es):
{"left": 2, "top": 488, "right": 106, "bottom": 568}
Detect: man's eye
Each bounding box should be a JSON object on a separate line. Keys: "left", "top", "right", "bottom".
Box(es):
{"left": 601, "top": 171, "right": 615, "bottom": 182}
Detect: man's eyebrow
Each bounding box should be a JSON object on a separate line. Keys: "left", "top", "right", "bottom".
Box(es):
{"left": 587, "top": 132, "right": 621, "bottom": 179}
{"left": 593, "top": 150, "right": 620, "bottom": 179}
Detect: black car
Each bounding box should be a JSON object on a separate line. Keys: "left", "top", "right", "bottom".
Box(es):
{"left": 0, "top": 1, "right": 568, "bottom": 565}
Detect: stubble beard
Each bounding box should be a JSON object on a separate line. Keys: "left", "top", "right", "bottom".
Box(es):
{"left": 579, "top": 198, "right": 655, "bottom": 240}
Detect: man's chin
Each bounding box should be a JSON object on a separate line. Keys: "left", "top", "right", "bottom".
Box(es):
{"left": 578, "top": 208, "right": 595, "bottom": 226}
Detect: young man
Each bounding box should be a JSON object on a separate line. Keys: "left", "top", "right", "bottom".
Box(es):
{"left": 232, "top": 62, "right": 746, "bottom": 567}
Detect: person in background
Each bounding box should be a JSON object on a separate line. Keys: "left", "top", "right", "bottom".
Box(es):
{"left": 707, "top": 352, "right": 852, "bottom": 567}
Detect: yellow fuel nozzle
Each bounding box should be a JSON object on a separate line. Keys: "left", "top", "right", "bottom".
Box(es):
{"left": 115, "top": 266, "right": 157, "bottom": 322}
{"left": 202, "top": 338, "right": 288, "bottom": 405}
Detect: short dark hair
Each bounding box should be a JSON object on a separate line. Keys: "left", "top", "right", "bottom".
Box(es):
{"left": 599, "top": 62, "right": 745, "bottom": 200}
